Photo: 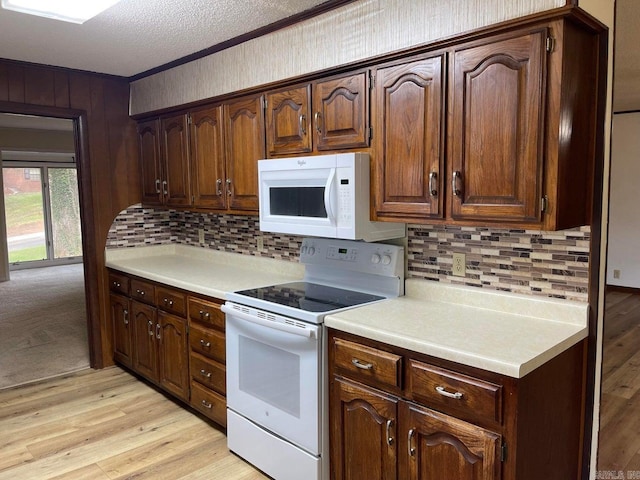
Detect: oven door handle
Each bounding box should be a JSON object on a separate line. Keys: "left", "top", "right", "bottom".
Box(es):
{"left": 222, "top": 305, "right": 314, "bottom": 338}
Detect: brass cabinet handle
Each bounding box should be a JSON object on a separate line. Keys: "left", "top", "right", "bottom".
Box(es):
{"left": 452, "top": 171, "right": 462, "bottom": 197}
{"left": 351, "top": 358, "right": 373, "bottom": 370}
{"left": 163, "top": 298, "right": 174, "bottom": 307}
{"left": 199, "top": 310, "right": 211, "bottom": 320}
{"left": 162, "top": 180, "right": 168, "bottom": 196}
{"left": 299, "top": 114, "right": 307, "bottom": 135}
{"left": 408, "top": 428, "right": 416, "bottom": 457}
{"left": 123, "top": 309, "right": 129, "bottom": 325}
{"left": 136, "top": 289, "right": 145, "bottom": 296}
{"left": 147, "top": 320, "right": 153, "bottom": 336}
{"left": 155, "top": 179, "right": 161, "bottom": 194}
{"left": 113, "top": 281, "right": 121, "bottom": 288}
{"left": 386, "top": 419, "right": 394, "bottom": 446}
{"left": 314, "top": 112, "right": 322, "bottom": 133}
{"left": 156, "top": 323, "right": 161, "bottom": 340}
{"left": 201, "top": 399, "right": 212, "bottom": 409}
{"left": 216, "top": 178, "right": 222, "bottom": 196}
{"left": 200, "top": 369, "right": 212, "bottom": 379}
{"left": 200, "top": 339, "right": 211, "bottom": 348}
{"left": 226, "top": 178, "right": 232, "bottom": 196}
{"left": 429, "top": 172, "right": 438, "bottom": 197}
{"left": 435, "top": 386, "right": 463, "bottom": 400}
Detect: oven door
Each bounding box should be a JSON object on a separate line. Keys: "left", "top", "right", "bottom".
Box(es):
{"left": 223, "top": 302, "right": 322, "bottom": 455}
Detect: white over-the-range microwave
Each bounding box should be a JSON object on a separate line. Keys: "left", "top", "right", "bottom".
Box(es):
{"left": 258, "top": 152, "right": 405, "bottom": 242}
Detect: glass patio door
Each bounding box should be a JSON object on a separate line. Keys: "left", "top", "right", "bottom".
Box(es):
{"left": 3, "top": 163, "right": 82, "bottom": 268}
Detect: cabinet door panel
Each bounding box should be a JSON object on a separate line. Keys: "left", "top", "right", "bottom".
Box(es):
{"left": 132, "top": 300, "right": 158, "bottom": 382}
{"left": 158, "top": 311, "right": 189, "bottom": 401}
{"left": 331, "top": 377, "right": 398, "bottom": 480}
{"left": 161, "top": 114, "right": 192, "bottom": 207}
{"left": 110, "top": 294, "right": 132, "bottom": 368}
{"left": 400, "top": 402, "right": 501, "bottom": 480}
{"left": 450, "top": 30, "right": 547, "bottom": 222}
{"left": 190, "top": 105, "right": 226, "bottom": 209}
{"left": 375, "top": 56, "right": 444, "bottom": 219}
{"left": 266, "top": 85, "right": 311, "bottom": 155}
{"left": 313, "top": 73, "right": 369, "bottom": 151}
{"left": 138, "top": 119, "right": 162, "bottom": 206}
{"left": 224, "top": 94, "right": 266, "bottom": 211}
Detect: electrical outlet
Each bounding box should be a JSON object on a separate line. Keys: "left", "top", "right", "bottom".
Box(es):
{"left": 613, "top": 269, "right": 620, "bottom": 279}
{"left": 198, "top": 229, "right": 205, "bottom": 244}
{"left": 257, "top": 236, "right": 264, "bottom": 251}
{"left": 452, "top": 253, "right": 466, "bottom": 277}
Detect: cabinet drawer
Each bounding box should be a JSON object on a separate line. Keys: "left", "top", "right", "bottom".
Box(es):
{"left": 333, "top": 338, "right": 402, "bottom": 391}
{"left": 191, "top": 381, "right": 226, "bottom": 426}
{"left": 188, "top": 297, "right": 224, "bottom": 330}
{"left": 130, "top": 278, "right": 155, "bottom": 305}
{"left": 190, "top": 324, "right": 225, "bottom": 363}
{"left": 109, "top": 272, "right": 129, "bottom": 295}
{"left": 407, "top": 359, "right": 502, "bottom": 425}
{"left": 156, "top": 286, "right": 187, "bottom": 316}
{"left": 190, "top": 352, "right": 226, "bottom": 395}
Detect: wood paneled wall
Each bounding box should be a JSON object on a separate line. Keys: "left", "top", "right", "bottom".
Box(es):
{"left": 0, "top": 59, "right": 140, "bottom": 368}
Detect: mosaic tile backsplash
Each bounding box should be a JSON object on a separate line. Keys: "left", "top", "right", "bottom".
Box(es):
{"left": 106, "top": 205, "right": 590, "bottom": 302}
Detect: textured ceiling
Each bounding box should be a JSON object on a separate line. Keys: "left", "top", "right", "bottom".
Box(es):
{"left": 0, "top": 0, "right": 328, "bottom": 77}
{"left": 614, "top": 0, "right": 640, "bottom": 112}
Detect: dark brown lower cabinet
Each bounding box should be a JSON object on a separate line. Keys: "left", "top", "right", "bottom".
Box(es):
{"left": 399, "top": 401, "right": 500, "bottom": 480}
{"left": 329, "top": 329, "right": 585, "bottom": 480}
{"left": 331, "top": 377, "right": 398, "bottom": 480}
{"left": 108, "top": 269, "right": 226, "bottom": 428}
{"left": 110, "top": 293, "right": 132, "bottom": 368}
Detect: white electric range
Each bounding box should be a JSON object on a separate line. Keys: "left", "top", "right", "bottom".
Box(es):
{"left": 221, "top": 237, "right": 404, "bottom": 480}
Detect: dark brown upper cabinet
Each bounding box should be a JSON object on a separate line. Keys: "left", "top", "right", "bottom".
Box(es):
{"left": 449, "top": 28, "right": 547, "bottom": 224}
{"left": 373, "top": 55, "right": 445, "bottom": 220}
{"left": 138, "top": 115, "right": 191, "bottom": 208}
{"left": 224, "top": 93, "right": 266, "bottom": 212}
{"left": 265, "top": 71, "right": 370, "bottom": 157}
{"left": 190, "top": 105, "right": 226, "bottom": 210}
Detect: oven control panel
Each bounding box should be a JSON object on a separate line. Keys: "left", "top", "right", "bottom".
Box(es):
{"left": 300, "top": 237, "right": 403, "bottom": 277}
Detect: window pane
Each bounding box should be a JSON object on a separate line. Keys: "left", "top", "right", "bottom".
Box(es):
{"left": 48, "top": 168, "right": 82, "bottom": 259}
{"left": 3, "top": 167, "right": 46, "bottom": 263}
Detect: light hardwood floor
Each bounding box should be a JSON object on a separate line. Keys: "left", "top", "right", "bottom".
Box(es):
{"left": 0, "top": 367, "right": 270, "bottom": 480}
{"left": 598, "top": 291, "right": 640, "bottom": 472}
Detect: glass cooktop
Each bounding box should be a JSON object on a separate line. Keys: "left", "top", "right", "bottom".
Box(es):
{"left": 233, "top": 281, "right": 385, "bottom": 313}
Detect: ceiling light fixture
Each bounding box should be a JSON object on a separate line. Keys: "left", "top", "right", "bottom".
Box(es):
{"left": 0, "top": 0, "right": 122, "bottom": 24}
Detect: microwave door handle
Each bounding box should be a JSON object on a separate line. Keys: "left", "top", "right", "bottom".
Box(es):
{"left": 324, "top": 168, "right": 337, "bottom": 222}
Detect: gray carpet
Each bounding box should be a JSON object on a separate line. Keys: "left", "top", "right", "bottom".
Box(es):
{"left": 0, "top": 263, "right": 90, "bottom": 389}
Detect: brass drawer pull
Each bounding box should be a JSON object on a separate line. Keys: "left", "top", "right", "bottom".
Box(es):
{"left": 163, "top": 298, "right": 174, "bottom": 307}
{"left": 200, "top": 369, "right": 212, "bottom": 379}
{"left": 123, "top": 309, "right": 129, "bottom": 325}
{"left": 199, "top": 310, "right": 211, "bottom": 320}
{"left": 113, "top": 281, "right": 121, "bottom": 288}
{"left": 200, "top": 339, "right": 211, "bottom": 348}
{"left": 201, "top": 399, "right": 212, "bottom": 409}
{"left": 352, "top": 358, "right": 373, "bottom": 370}
{"left": 435, "top": 386, "right": 463, "bottom": 400}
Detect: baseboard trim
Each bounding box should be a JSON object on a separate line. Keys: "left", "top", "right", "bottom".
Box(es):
{"left": 606, "top": 285, "right": 640, "bottom": 295}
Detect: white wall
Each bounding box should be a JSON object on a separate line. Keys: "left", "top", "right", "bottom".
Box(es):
{"left": 130, "top": 0, "right": 564, "bottom": 115}
{"left": 0, "top": 152, "right": 9, "bottom": 282}
{"left": 577, "top": 0, "right": 614, "bottom": 479}
{"left": 607, "top": 112, "right": 640, "bottom": 288}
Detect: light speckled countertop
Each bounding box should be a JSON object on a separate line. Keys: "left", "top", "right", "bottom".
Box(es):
{"left": 106, "top": 245, "right": 588, "bottom": 378}
{"left": 105, "top": 244, "right": 304, "bottom": 300}
{"left": 324, "top": 278, "right": 589, "bottom": 378}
